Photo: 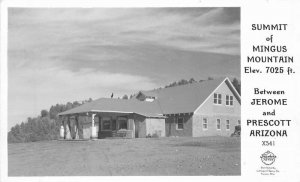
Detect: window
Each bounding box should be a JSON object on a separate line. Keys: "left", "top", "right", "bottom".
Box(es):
{"left": 226, "top": 120, "right": 230, "bottom": 130}
{"left": 177, "top": 118, "right": 184, "bottom": 130}
{"left": 214, "top": 93, "right": 222, "bottom": 104}
{"left": 226, "top": 95, "right": 234, "bottom": 106}
{"left": 118, "top": 120, "right": 128, "bottom": 130}
{"left": 238, "top": 120, "right": 241, "bottom": 125}
{"left": 216, "top": 119, "right": 221, "bottom": 130}
{"left": 103, "top": 120, "right": 111, "bottom": 130}
{"left": 203, "top": 118, "right": 208, "bottom": 130}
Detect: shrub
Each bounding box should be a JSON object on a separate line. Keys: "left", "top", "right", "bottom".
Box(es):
{"left": 231, "top": 125, "right": 241, "bottom": 137}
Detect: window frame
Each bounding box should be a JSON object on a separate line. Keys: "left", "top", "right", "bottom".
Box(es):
{"left": 216, "top": 119, "right": 221, "bottom": 130}
{"left": 226, "top": 120, "right": 230, "bottom": 130}
{"left": 101, "top": 117, "right": 112, "bottom": 131}
{"left": 226, "top": 95, "right": 234, "bottom": 106}
{"left": 230, "top": 96, "right": 233, "bottom": 106}
{"left": 203, "top": 118, "right": 208, "bottom": 130}
{"left": 176, "top": 117, "right": 184, "bottom": 130}
{"left": 214, "top": 93, "right": 222, "bottom": 105}
{"left": 118, "top": 117, "right": 128, "bottom": 130}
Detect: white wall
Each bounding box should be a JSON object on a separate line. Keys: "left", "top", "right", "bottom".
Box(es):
{"left": 145, "top": 118, "right": 165, "bottom": 137}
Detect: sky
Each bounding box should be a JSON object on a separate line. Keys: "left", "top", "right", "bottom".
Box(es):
{"left": 7, "top": 7, "right": 240, "bottom": 129}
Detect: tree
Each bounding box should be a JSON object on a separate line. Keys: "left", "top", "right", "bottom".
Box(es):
{"left": 66, "top": 102, "right": 73, "bottom": 110}
{"left": 189, "top": 78, "right": 195, "bottom": 83}
{"left": 178, "top": 79, "right": 188, "bottom": 85}
{"left": 165, "top": 78, "right": 193, "bottom": 88}
{"left": 72, "top": 101, "right": 80, "bottom": 107}
{"left": 165, "top": 81, "right": 177, "bottom": 88}
{"left": 41, "top": 110, "right": 49, "bottom": 117}
{"left": 7, "top": 98, "right": 91, "bottom": 143}
{"left": 122, "top": 95, "right": 128, "bottom": 100}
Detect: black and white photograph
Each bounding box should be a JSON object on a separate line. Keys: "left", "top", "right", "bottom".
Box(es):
{"left": 6, "top": 7, "right": 241, "bottom": 176}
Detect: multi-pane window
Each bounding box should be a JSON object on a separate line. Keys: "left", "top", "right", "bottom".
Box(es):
{"left": 103, "top": 120, "right": 111, "bottom": 130}
{"left": 203, "top": 118, "right": 208, "bottom": 129}
{"left": 214, "top": 93, "right": 222, "bottom": 104}
{"left": 177, "top": 118, "right": 184, "bottom": 130}
{"left": 226, "top": 120, "right": 230, "bottom": 130}
{"left": 226, "top": 95, "right": 234, "bottom": 106}
{"left": 216, "top": 119, "right": 221, "bottom": 130}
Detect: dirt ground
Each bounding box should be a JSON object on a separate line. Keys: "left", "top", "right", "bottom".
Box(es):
{"left": 8, "top": 136, "right": 240, "bottom": 176}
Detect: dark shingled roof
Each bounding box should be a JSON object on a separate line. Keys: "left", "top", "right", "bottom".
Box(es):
{"left": 58, "top": 77, "right": 232, "bottom": 117}
{"left": 139, "top": 77, "right": 225, "bottom": 114}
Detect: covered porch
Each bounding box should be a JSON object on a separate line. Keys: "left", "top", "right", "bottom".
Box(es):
{"left": 59, "top": 111, "right": 166, "bottom": 140}
{"left": 57, "top": 98, "right": 166, "bottom": 140}
{"left": 95, "top": 112, "right": 138, "bottom": 139}
{"left": 59, "top": 111, "right": 143, "bottom": 140}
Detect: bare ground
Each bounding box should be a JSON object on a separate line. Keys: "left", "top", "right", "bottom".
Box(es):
{"left": 8, "top": 136, "right": 240, "bottom": 176}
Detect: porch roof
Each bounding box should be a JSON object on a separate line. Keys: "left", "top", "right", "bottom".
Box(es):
{"left": 58, "top": 98, "right": 164, "bottom": 118}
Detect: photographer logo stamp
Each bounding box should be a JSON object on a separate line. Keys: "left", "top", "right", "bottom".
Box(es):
{"left": 260, "top": 150, "right": 277, "bottom": 165}
{"left": 256, "top": 151, "right": 279, "bottom": 175}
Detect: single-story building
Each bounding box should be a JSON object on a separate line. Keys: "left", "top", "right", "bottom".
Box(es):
{"left": 58, "top": 77, "right": 241, "bottom": 139}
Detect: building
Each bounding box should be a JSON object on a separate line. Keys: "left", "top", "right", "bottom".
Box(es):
{"left": 58, "top": 77, "right": 241, "bottom": 139}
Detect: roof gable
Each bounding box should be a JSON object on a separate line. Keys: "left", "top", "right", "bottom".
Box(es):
{"left": 193, "top": 77, "right": 241, "bottom": 113}
{"left": 154, "top": 77, "right": 226, "bottom": 114}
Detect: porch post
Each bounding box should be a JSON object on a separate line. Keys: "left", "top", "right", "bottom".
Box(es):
{"left": 66, "top": 115, "right": 71, "bottom": 139}
{"left": 132, "top": 119, "right": 135, "bottom": 138}
{"left": 59, "top": 116, "right": 64, "bottom": 139}
{"left": 91, "top": 113, "right": 97, "bottom": 139}
{"left": 63, "top": 116, "right": 67, "bottom": 139}
{"left": 75, "top": 115, "right": 79, "bottom": 139}
{"left": 128, "top": 118, "right": 134, "bottom": 138}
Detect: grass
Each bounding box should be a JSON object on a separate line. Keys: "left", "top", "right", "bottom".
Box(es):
{"left": 8, "top": 136, "right": 240, "bottom": 176}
